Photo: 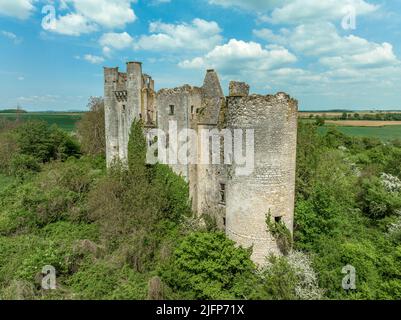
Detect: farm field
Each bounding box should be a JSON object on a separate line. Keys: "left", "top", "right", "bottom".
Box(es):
{"left": 0, "top": 112, "right": 83, "bottom": 131}
{"left": 325, "top": 120, "right": 401, "bottom": 127}
{"left": 320, "top": 124, "right": 401, "bottom": 141}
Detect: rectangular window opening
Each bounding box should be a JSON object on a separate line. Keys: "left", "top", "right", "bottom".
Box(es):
{"left": 219, "top": 183, "right": 226, "bottom": 205}
{"left": 166, "top": 134, "right": 170, "bottom": 148}
{"left": 169, "top": 105, "right": 175, "bottom": 115}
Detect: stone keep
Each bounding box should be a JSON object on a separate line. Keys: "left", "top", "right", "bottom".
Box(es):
{"left": 104, "top": 62, "right": 156, "bottom": 165}
{"left": 104, "top": 62, "right": 298, "bottom": 265}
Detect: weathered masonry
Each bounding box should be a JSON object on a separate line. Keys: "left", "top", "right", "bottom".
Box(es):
{"left": 104, "top": 61, "right": 298, "bottom": 265}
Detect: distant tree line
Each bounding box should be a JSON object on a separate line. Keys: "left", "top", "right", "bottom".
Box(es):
{"left": 308, "top": 112, "right": 401, "bottom": 121}
{"left": 0, "top": 109, "right": 28, "bottom": 114}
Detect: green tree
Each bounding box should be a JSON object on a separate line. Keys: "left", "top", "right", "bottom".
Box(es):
{"left": 14, "top": 121, "right": 80, "bottom": 163}
{"left": 127, "top": 119, "right": 147, "bottom": 175}
{"left": 76, "top": 97, "right": 105, "bottom": 156}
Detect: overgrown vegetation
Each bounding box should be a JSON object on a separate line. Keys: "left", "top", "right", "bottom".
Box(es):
{"left": 266, "top": 213, "right": 293, "bottom": 255}
{"left": 1, "top": 105, "right": 401, "bottom": 300}
{"left": 295, "top": 123, "right": 401, "bottom": 299}
{"left": 0, "top": 120, "right": 80, "bottom": 178}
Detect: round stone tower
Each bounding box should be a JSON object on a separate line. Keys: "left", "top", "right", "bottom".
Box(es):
{"left": 225, "top": 91, "right": 298, "bottom": 265}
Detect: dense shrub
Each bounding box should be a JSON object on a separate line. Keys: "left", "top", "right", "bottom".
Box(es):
{"left": 10, "top": 154, "right": 41, "bottom": 179}
{"left": 14, "top": 121, "right": 80, "bottom": 163}
{"left": 0, "top": 157, "right": 104, "bottom": 233}
{"left": 0, "top": 121, "right": 80, "bottom": 177}
{"left": 358, "top": 176, "right": 401, "bottom": 219}
{"left": 161, "top": 232, "right": 255, "bottom": 299}
{"left": 68, "top": 262, "right": 147, "bottom": 300}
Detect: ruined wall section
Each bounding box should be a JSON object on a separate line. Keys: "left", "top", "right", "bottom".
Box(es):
{"left": 198, "top": 70, "right": 224, "bottom": 125}
{"left": 229, "top": 81, "right": 249, "bottom": 97}
{"left": 225, "top": 93, "right": 298, "bottom": 265}
{"left": 157, "top": 85, "right": 202, "bottom": 180}
{"left": 104, "top": 67, "right": 121, "bottom": 166}
{"left": 126, "top": 62, "right": 142, "bottom": 122}
{"left": 142, "top": 74, "right": 157, "bottom": 126}
{"left": 111, "top": 62, "right": 141, "bottom": 162}
{"left": 195, "top": 70, "right": 227, "bottom": 225}
{"left": 195, "top": 124, "right": 227, "bottom": 226}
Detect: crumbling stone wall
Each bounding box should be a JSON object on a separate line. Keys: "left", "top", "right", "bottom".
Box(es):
{"left": 157, "top": 85, "right": 202, "bottom": 182}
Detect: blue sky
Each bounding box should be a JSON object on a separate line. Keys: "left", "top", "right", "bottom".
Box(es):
{"left": 1, "top": 0, "right": 401, "bottom": 111}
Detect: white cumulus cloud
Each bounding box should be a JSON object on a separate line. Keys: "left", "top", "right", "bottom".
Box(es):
{"left": 208, "top": 0, "right": 289, "bottom": 11}
{"left": 179, "top": 39, "right": 297, "bottom": 75}
{"left": 47, "top": 0, "right": 136, "bottom": 36}
{"left": 50, "top": 13, "right": 98, "bottom": 36}
{"left": 253, "top": 22, "right": 400, "bottom": 70}
{"left": 69, "top": 0, "right": 136, "bottom": 29}
{"left": 209, "top": 0, "right": 377, "bottom": 24}
{"left": 250, "top": 18, "right": 401, "bottom": 102}
{"left": 99, "top": 32, "right": 134, "bottom": 50}
{"left": 135, "top": 18, "right": 223, "bottom": 52}
{"left": 266, "top": 0, "right": 378, "bottom": 24}
{"left": 75, "top": 54, "right": 105, "bottom": 64}
{"left": 84, "top": 54, "right": 104, "bottom": 64}
{"left": 320, "top": 42, "right": 399, "bottom": 69}
{"left": 0, "top": 0, "right": 35, "bottom": 19}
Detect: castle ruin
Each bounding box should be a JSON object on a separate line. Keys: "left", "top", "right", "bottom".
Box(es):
{"left": 104, "top": 61, "right": 298, "bottom": 265}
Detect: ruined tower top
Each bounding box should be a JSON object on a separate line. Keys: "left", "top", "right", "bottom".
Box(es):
{"left": 229, "top": 81, "right": 250, "bottom": 97}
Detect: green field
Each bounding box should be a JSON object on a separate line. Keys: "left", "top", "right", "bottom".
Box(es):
{"left": 0, "top": 112, "right": 83, "bottom": 131}
{"left": 301, "top": 118, "right": 401, "bottom": 141}
{"left": 319, "top": 125, "right": 401, "bottom": 141}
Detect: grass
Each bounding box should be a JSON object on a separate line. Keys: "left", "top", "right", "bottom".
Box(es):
{"left": 319, "top": 125, "right": 401, "bottom": 141}
{"left": 0, "top": 113, "right": 83, "bottom": 132}
{"left": 300, "top": 118, "right": 401, "bottom": 141}
{"left": 0, "top": 174, "right": 14, "bottom": 193}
